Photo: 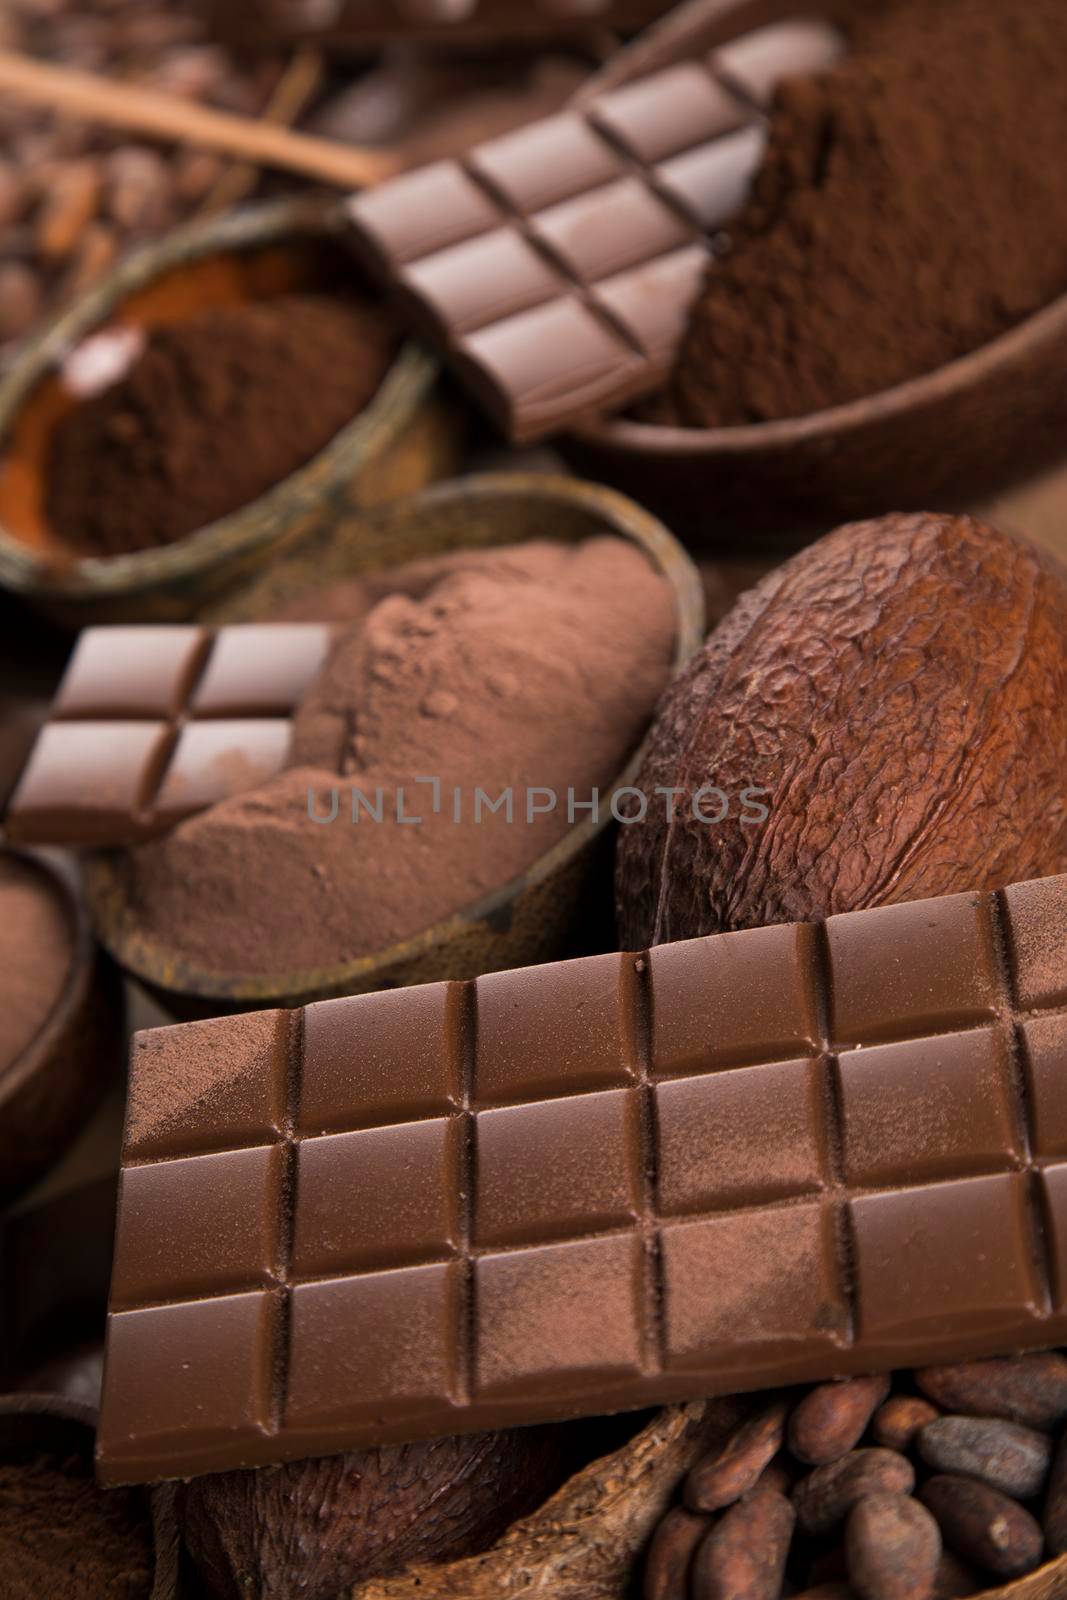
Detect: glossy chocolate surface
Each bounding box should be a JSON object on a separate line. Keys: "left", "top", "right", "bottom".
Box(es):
{"left": 345, "top": 20, "right": 843, "bottom": 442}
{"left": 98, "top": 874, "right": 1067, "bottom": 1484}
{"left": 4, "top": 624, "right": 334, "bottom": 846}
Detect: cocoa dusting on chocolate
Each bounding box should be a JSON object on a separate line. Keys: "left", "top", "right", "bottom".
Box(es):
{"left": 119, "top": 539, "right": 676, "bottom": 976}
{"left": 667, "top": 0, "right": 1067, "bottom": 426}
{"left": 45, "top": 292, "right": 397, "bottom": 556}
{"left": 0, "top": 853, "right": 72, "bottom": 1073}
{"left": 0, "top": 1449, "right": 152, "bottom": 1600}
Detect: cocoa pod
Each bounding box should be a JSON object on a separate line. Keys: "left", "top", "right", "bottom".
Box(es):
{"left": 917, "top": 1354, "right": 1067, "bottom": 1431}
{"left": 685, "top": 1399, "right": 790, "bottom": 1513}
{"left": 872, "top": 1396, "right": 940, "bottom": 1453}
{"left": 845, "top": 1493, "right": 941, "bottom": 1600}
{"left": 789, "top": 1376, "right": 892, "bottom": 1466}
{"left": 35, "top": 158, "right": 99, "bottom": 260}
{"left": 918, "top": 1415, "right": 1051, "bottom": 1499}
{"left": 690, "top": 1487, "right": 795, "bottom": 1600}
{"left": 794, "top": 1450, "right": 915, "bottom": 1536}
{"left": 642, "top": 1506, "right": 709, "bottom": 1600}
{"left": 920, "top": 1474, "right": 1044, "bottom": 1578}
{"left": 0, "top": 261, "right": 42, "bottom": 343}
{"left": 1041, "top": 1427, "right": 1067, "bottom": 1554}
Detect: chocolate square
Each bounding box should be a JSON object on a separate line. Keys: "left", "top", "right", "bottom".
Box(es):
{"left": 6, "top": 720, "right": 172, "bottom": 845}
{"left": 191, "top": 625, "right": 334, "bottom": 718}
{"left": 401, "top": 228, "right": 564, "bottom": 338}
{"left": 153, "top": 720, "right": 292, "bottom": 825}
{"left": 1003, "top": 877, "right": 1067, "bottom": 1009}
{"left": 532, "top": 177, "right": 691, "bottom": 283}
{"left": 590, "top": 62, "right": 751, "bottom": 164}
{"left": 53, "top": 625, "right": 208, "bottom": 720}
{"left": 468, "top": 111, "right": 623, "bottom": 214}
{"left": 346, "top": 162, "right": 503, "bottom": 266}
{"left": 1022, "top": 1014, "right": 1067, "bottom": 1158}
{"left": 654, "top": 124, "right": 767, "bottom": 231}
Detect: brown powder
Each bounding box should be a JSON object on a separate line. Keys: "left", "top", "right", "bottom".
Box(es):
{"left": 0, "top": 1449, "right": 153, "bottom": 1600}
{"left": 668, "top": 0, "right": 1067, "bottom": 427}
{"left": 120, "top": 538, "right": 676, "bottom": 975}
{"left": 45, "top": 292, "right": 397, "bottom": 556}
{"left": 0, "top": 852, "right": 73, "bottom": 1073}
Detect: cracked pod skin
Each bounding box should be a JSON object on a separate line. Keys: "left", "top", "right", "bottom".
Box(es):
{"left": 616, "top": 513, "right": 1067, "bottom": 946}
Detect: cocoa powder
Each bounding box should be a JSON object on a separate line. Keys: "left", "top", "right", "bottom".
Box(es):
{"left": 668, "top": 0, "right": 1067, "bottom": 426}
{"left": 0, "top": 1448, "right": 153, "bottom": 1600}
{"left": 119, "top": 538, "right": 675, "bottom": 976}
{"left": 45, "top": 292, "right": 397, "bottom": 556}
{"left": 0, "top": 852, "right": 73, "bottom": 1074}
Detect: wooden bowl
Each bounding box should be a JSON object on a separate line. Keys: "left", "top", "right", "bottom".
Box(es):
{"left": 0, "top": 1393, "right": 180, "bottom": 1600}
{"left": 561, "top": 0, "right": 1067, "bottom": 548}
{"left": 0, "top": 851, "right": 123, "bottom": 1203}
{"left": 0, "top": 198, "right": 462, "bottom": 627}
{"left": 83, "top": 472, "right": 704, "bottom": 1017}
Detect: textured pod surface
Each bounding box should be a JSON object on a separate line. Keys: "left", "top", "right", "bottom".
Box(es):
{"left": 617, "top": 514, "right": 1067, "bottom": 946}
{"left": 179, "top": 1426, "right": 568, "bottom": 1600}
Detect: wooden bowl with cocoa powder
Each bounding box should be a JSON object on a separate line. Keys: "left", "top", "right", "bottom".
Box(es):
{"left": 561, "top": 0, "right": 1067, "bottom": 547}
{"left": 0, "top": 198, "right": 462, "bottom": 627}
{"left": 0, "top": 850, "right": 123, "bottom": 1203}
{"left": 82, "top": 472, "right": 704, "bottom": 1018}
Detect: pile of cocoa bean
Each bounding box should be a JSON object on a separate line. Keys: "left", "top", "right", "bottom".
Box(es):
{"left": 0, "top": 0, "right": 286, "bottom": 350}
{"left": 645, "top": 1353, "right": 1067, "bottom": 1600}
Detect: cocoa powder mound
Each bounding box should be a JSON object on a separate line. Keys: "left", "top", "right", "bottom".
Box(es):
{"left": 0, "top": 852, "right": 73, "bottom": 1074}
{"left": 668, "top": 0, "right": 1067, "bottom": 427}
{"left": 45, "top": 292, "right": 397, "bottom": 556}
{"left": 120, "top": 538, "right": 676, "bottom": 975}
{"left": 0, "top": 1449, "right": 153, "bottom": 1600}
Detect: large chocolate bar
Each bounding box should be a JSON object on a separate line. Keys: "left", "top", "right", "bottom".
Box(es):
{"left": 345, "top": 20, "right": 844, "bottom": 442}
{"left": 214, "top": 0, "right": 672, "bottom": 45}
{"left": 98, "top": 874, "right": 1067, "bottom": 1484}
{"left": 4, "top": 624, "right": 334, "bottom": 848}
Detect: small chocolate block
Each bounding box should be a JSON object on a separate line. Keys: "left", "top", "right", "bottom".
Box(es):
{"left": 1021, "top": 1014, "right": 1067, "bottom": 1158}
{"left": 648, "top": 922, "right": 819, "bottom": 1075}
{"left": 53, "top": 626, "right": 208, "bottom": 719}
{"left": 153, "top": 720, "right": 293, "bottom": 825}
{"left": 6, "top": 721, "right": 171, "bottom": 845}
{"left": 712, "top": 20, "right": 845, "bottom": 106}
{"left": 1003, "top": 876, "right": 1067, "bottom": 1008}
{"left": 838, "top": 1029, "right": 1018, "bottom": 1186}
{"left": 827, "top": 892, "right": 1000, "bottom": 1046}
{"left": 590, "top": 62, "right": 751, "bottom": 164}
{"left": 1039, "top": 1165, "right": 1067, "bottom": 1311}
{"left": 190, "top": 625, "right": 332, "bottom": 717}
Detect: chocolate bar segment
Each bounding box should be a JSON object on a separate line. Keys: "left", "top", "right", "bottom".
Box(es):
{"left": 345, "top": 20, "right": 845, "bottom": 443}
{"left": 97, "top": 874, "right": 1067, "bottom": 1484}
{"left": 4, "top": 623, "right": 334, "bottom": 847}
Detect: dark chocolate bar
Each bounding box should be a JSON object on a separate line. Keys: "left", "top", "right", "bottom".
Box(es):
{"left": 212, "top": 0, "right": 673, "bottom": 46}
{"left": 98, "top": 874, "right": 1067, "bottom": 1484}
{"left": 344, "top": 19, "right": 844, "bottom": 442}
{"left": 3, "top": 624, "right": 334, "bottom": 848}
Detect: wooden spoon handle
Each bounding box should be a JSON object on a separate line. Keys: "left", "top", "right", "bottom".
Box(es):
{"left": 0, "top": 49, "right": 400, "bottom": 191}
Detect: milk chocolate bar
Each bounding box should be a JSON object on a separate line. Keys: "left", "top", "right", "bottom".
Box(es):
{"left": 4, "top": 624, "right": 334, "bottom": 848}
{"left": 216, "top": 0, "right": 672, "bottom": 45}
{"left": 98, "top": 874, "right": 1067, "bottom": 1484}
{"left": 345, "top": 19, "right": 844, "bottom": 442}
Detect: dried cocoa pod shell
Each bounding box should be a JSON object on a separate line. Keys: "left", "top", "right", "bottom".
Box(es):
{"left": 794, "top": 1450, "right": 915, "bottom": 1537}
{"left": 616, "top": 514, "right": 1067, "bottom": 946}
{"left": 685, "top": 1398, "right": 791, "bottom": 1513}
{"left": 918, "top": 1416, "right": 1052, "bottom": 1500}
{"left": 845, "top": 1493, "right": 941, "bottom": 1600}
{"left": 917, "top": 1356, "right": 1067, "bottom": 1433}
{"left": 872, "top": 1397, "right": 940, "bottom": 1454}
{"left": 920, "top": 1474, "right": 1044, "bottom": 1579}
{"left": 790, "top": 1377, "right": 892, "bottom": 1467}
{"left": 1041, "top": 1429, "right": 1067, "bottom": 1555}
{"left": 642, "top": 1506, "right": 709, "bottom": 1600}
{"left": 690, "top": 1487, "right": 795, "bottom": 1600}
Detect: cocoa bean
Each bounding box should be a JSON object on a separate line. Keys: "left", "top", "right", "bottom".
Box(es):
{"left": 918, "top": 1415, "right": 1051, "bottom": 1499}
{"left": 1042, "top": 1427, "right": 1067, "bottom": 1555}
{"left": 0, "top": 261, "right": 43, "bottom": 343}
{"left": 932, "top": 1551, "right": 983, "bottom": 1599}
{"left": 920, "top": 1474, "right": 1044, "bottom": 1578}
{"left": 104, "top": 147, "right": 174, "bottom": 233}
{"left": 685, "top": 1399, "right": 791, "bottom": 1513}
{"left": 845, "top": 1493, "right": 941, "bottom": 1600}
{"left": 789, "top": 1376, "right": 892, "bottom": 1466}
{"left": 872, "top": 1396, "right": 940, "bottom": 1453}
{"left": 0, "top": 160, "right": 28, "bottom": 230}
{"left": 35, "top": 158, "right": 99, "bottom": 260}
{"left": 643, "top": 1506, "right": 710, "bottom": 1600}
{"left": 794, "top": 1450, "right": 915, "bottom": 1537}
{"left": 917, "top": 1353, "right": 1067, "bottom": 1431}
{"left": 690, "top": 1487, "right": 795, "bottom": 1600}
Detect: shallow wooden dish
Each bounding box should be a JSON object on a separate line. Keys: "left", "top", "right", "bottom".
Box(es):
{"left": 561, "top": 0, "right": 1067, "bottom": 547}
{"left": 0, "top": 851, "right": 123, "bottom": 1203}
{"left": 83, "top": 472, "right": 703, "bottom": 1017}
{"left": 0, "top": 1392, "right": 180, "bottom": 1600}
{"left": 0, "top": 198, "right": 461, "bottom": 627}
